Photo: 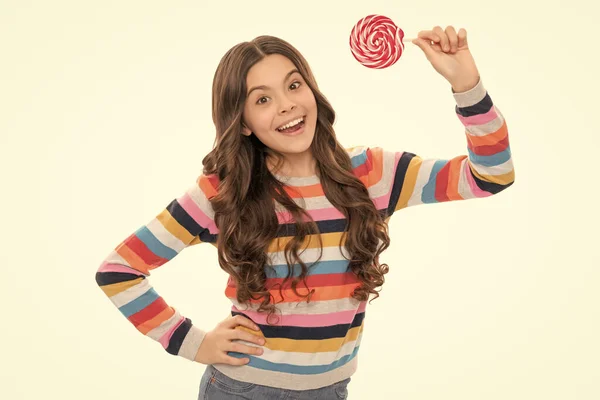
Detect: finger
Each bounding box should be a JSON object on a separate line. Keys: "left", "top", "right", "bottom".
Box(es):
{"left": 411, "top": 38, "right": 439, "bottom": 60}
{"left": 457, "top": 28, "right": 468, "bottom": 49}
{"left": 417, "top": 30, "right": 441, "bottom": 45}
{"left": 227, "top": 314, "right": 261, "bottom": 331}
{"left": 415, "top": 31, "right": 443, "bottom": 54}
{"left": 231, "top": 323, "right": 265, "bottom": 341}
{"left": 231, "top": 328, "right": 266, "bottom": 346}
{"left": 433, "top": 26, "right": 449, "bottom": 52}
{"left": 229, "top": 342, "right": 264, "bottom": 356}
{"left": 445, "top": 26, "right": 458, "bottom": 53}
{"left": 221, "top": 354, "right": 251, "bottom": 366}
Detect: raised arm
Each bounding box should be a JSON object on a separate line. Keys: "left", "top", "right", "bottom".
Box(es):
{"left": 351, "top": 77, "right": 515, "bottom": 218}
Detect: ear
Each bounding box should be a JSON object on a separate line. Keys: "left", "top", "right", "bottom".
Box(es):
{"left": 241, "top": 122, "right": 252, "bottom": 136}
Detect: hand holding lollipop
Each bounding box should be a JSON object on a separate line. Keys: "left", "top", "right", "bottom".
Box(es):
{"left": 350, "top": 15, "right": 480, "bottom": 92}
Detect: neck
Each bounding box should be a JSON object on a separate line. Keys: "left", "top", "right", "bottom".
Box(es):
{"left": 267, "top": 151, "right": 317, "bottom": 177}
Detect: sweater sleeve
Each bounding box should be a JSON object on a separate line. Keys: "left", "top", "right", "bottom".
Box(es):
{"left": 358, "top": 76, "right": 515, "bottom": 218}
{"left": 95, "top": 174, "right": 219, "bottom": 362}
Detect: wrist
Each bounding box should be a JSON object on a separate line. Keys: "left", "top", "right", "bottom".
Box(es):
{"left": 451, "top": 75, "right": 480, "bottom": 93}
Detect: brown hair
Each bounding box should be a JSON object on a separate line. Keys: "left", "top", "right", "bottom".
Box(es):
{"left": 202, "top": 35, "right": 390, "bottom": 324}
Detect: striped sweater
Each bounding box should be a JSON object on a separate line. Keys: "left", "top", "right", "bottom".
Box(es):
{"left": 95, "top": 76, "right": 514, "bottom": 390}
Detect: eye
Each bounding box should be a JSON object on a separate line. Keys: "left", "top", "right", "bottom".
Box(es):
{"left": 255, "top": 81, "right": 301, "bottom": 105}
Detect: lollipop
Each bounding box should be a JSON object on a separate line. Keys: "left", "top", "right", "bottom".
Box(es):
{"left": 349, "top": 15, "right": 414, "bottom": 69}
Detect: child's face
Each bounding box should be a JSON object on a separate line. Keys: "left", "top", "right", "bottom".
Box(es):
{"left": 241, "top": 54, "right": 317, "bottom": 161}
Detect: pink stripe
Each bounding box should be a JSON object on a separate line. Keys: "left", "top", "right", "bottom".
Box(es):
{"left": 234, "top": 301, "right": 367, "bottom": 327}
{"left": 276, "top": 207, "right": 345, "bottom": 224}
{"left": 371, "top": 194, "right": 390, "bottom": 210}
{"left": 98, "top": 262, "right": 143, "bottom": 276}
{"left": 464, "top": 162, "right": 493, "bottom": 197}
{"left": 178, "top": 192, "right": 219, "bottom": 234}
{"left": 158, "top": 315, "right": 185, "bottom": 349}
{"left": 457, "top": 106, "right": 498, "bottom": 127}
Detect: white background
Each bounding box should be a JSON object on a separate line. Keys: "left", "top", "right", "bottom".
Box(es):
{"left": 1, "top": 0, "right": 598, "bottom": 398}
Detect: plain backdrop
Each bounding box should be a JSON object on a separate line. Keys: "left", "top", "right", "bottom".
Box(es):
{"left": 1, "top": 0, "right": 598, "bottom": 399}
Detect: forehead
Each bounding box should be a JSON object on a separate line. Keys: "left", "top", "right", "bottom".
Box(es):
{"left": 246, "top": 54, "right": 297, "bottom": 85}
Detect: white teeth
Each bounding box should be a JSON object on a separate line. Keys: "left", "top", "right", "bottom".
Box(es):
{"left": 277, "top": 117, "right": 303, "bottom": 131}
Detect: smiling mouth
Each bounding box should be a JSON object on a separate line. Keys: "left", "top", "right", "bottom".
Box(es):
{"left": 276, "top": 115, "right": 306, "bottom": 132}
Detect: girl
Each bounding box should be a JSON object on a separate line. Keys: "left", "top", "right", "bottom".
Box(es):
{"left": 95, "top": 26, "right": 514, "bottom": 399}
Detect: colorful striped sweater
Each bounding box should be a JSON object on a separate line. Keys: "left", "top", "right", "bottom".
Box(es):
{"left": 95, "top": 77, "right": 514, "bottom": 390}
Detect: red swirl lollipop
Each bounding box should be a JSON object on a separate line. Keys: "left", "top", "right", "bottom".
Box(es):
{"left": 349, "top": 15, "right": 411, "bottom": 69}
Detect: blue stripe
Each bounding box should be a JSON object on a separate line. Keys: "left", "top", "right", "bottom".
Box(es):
{"left": 119, "top": 287, "right": 159, "bottom": 317}
{"left": 228, "top": 345, "right": 360, "bottom": 375}
{"left": 467, "top": 146, "right": 511, "bottom": 167}
{"left": 135, "top": 226, "right": 178, "bottom": 260}
{"left": 421, "top": 159, "right": 446, "bottom": 204}
{"left": 266, "top": 260, "right": 350, "bottom": 279}
{"left": 350, "top": 149, "right": 367, "bottom": 168}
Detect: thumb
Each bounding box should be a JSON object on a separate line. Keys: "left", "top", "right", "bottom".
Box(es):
{"left": 411, "top": 38, "right": 436, "bottom": 60}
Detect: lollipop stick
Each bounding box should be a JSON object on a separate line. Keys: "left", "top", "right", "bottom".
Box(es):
{"left": 402, "top": 37, "right": 417, "bottom": 42}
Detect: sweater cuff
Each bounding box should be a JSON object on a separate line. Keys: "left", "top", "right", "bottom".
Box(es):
{"left": 452, "top": 76, "right": 487, "bottom": 108}
{"left": 178, "top": 324, "right": 207, "bottom": 362}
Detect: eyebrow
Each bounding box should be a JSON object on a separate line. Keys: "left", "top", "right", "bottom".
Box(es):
{"left": 247, "top": 69, "right": 300, "bottom": 97}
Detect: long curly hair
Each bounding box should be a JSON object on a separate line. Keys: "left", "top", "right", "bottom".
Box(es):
{"left": 202, "top": 35, "right": 390, "bottom": 324}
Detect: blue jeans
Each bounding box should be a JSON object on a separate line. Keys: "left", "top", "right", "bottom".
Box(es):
{"left": 198, "top": 364, "right": 351, "bottom": 399}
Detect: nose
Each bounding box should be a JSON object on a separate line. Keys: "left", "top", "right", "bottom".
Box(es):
{"left": 278, "top": 95, "right": 296, "bottom": 114}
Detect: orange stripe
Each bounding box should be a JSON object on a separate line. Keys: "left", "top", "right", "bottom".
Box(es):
{"left": 225, "top": 283, "right": 361, "bottom": 304}
{"left": 364, "top": 147, "right": 384, "bottom": 186}
{"left": 446, "top": 157, "right": 465, "bottom": 200}
{"left": 115, "top": 243, "right": 152, "bottom": 275}
{"left": 283, "top": 183, "right": 323, "bottom": 198}
{"left": 138, "top": 307, "right": 176, "bottom": 335}
{"left": 197, "top": 175, "right": 217, "bottom": 198}
{"left": 467, "top": 120, "right": 508, "bottom": 148}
